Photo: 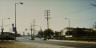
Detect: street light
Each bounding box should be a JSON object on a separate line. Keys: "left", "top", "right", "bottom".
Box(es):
{"left": 1, "top": 18, "right": 10, "bottom": 40}
{"left": 15, "top": 2, "right": 23, "bottom": 41}
{"left": 65, "top": 18, "right": 70, "bottom": 40}
{"left": 65, "top": 18, "right": 70, "bottom": 28}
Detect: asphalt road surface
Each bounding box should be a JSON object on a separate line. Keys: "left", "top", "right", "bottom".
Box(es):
{"left": 16, "top": 36, "right": 96, "bottom": 48}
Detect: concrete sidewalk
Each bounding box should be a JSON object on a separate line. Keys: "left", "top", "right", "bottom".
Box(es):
{"left": 48, "top": 39, "right": 96, "bottom": 44}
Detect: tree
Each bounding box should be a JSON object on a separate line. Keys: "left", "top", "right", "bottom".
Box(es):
{"left": 54, "top": 31, "right": 61, "bottom": 36}
{"left": 44, "top": 29, "right": 54, "bottom": 39}
{"left": 38, "top": 30, "right": 44, "bottom": 38}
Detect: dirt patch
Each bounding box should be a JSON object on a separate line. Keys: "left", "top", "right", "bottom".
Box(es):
{"left": 0, "top": 40, "right": 35, "bottom": 48}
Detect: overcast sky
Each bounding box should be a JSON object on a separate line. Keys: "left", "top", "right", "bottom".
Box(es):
{"left": 0, "top": 0, "right": 96, "bottom": 35}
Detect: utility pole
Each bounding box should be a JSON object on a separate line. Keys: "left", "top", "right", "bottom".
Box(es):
{"left": 44, "top": 10, "right": 51, "bottom": 40}
{"left": 32, "top": 19, "right": 35, "bottom": 40}
{"left": 25, "top": 25, "right": 33, "bottom": 40}
{"left": 44, "top": 10, "right": 51, "bottom": 29}
{"left": 31, "top": 24, "right": 33, "bottom": 40}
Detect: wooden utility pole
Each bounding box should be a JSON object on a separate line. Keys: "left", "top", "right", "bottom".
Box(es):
{"left": 32, "top": 19, "right": 35, "bottom": 40}
{"left": 44, "top": 10, "right": 51, "bottom": 29}
{"left": 31, "top": 24, "right": 33, "bottom": 40}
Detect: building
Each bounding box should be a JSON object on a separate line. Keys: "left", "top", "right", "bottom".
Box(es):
{"left": 60, "top": 27, "right": 93, "bottom": 37}
{"left": 53, "top": 31, "right": 65, "bottom": 40}
{"left": 60, "top": 27, "right": 75, "bottom": 36}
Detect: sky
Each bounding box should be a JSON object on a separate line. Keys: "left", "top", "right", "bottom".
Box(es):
{"left": 0, "top": 0, "right": 96, "bottom": 35}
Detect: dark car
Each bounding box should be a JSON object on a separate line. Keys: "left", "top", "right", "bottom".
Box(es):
{"left": 5, "top": 36, "right": 15, "bottom": 40}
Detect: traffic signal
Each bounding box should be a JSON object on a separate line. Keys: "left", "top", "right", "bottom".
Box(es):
{"left": 13, "top": 27, "right": 16, "bottom": 32}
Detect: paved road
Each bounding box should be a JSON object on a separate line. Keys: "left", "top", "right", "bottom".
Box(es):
{"left": 17, "top": 36, "right": 96, "bottom": 48}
